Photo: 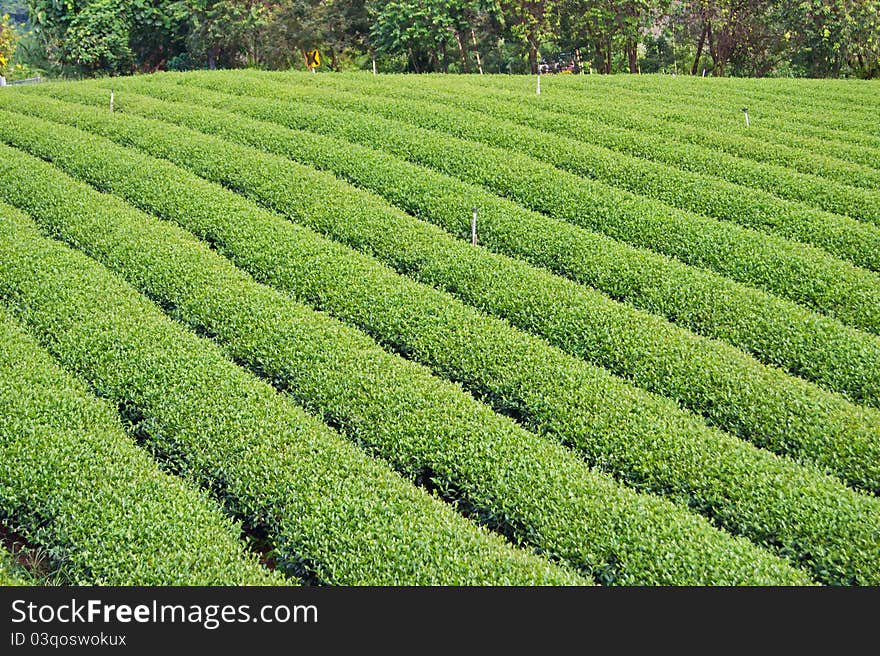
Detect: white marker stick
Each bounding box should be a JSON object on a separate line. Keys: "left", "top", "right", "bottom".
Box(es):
{"left": 471, "top": 208, "right": 478, "bottom": 246}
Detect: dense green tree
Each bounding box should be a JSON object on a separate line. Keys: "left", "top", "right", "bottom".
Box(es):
{"left": 27, "top": 0, "right": 186, "bottom": 74}
{"left": 782, "top": 0, "right": 879, "bottom": 77}
{"left": 180, "top": 0, "right": 271, "bottom": 69}
{"left": 368, "top": 0, "right": 486, "bottom": 73}
{"left": 17, "top": 0, "right": 880, "bottom": 78}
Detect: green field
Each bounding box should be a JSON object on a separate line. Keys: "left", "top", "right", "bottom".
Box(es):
{"left": 0, "top": 72, "right": 878, "bottom": 586}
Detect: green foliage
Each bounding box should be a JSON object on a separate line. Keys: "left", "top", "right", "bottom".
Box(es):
{"left": 131, "top": 73, "right": 880, "bottom": 407}
{"left": 64, "top": 0, "right": 133, "bottom": 74}
{"left": 26, "top": 0, "right": 187, "bottom": 75}
{"left": 783, "top": 0, "right": 880, "bottom": 78}
{"left": 181, "top": 0, "right": 269, "bottom": 68}
{"left": 125, "top": 71, "right": 880, "bottom": 338}
{"left": 0, "top": 286, "right": 279, "bottom": 585}
{"left": 0, "top": 71, "right": 877, "bottom": 586}
{"left": 367, "top": 0, "right": 492, "bottom": 73}
{"left": 4, "top": 92, "right": 880, "bottom": 584}
{"left": 0, "top": 135, "right": 817, "bottom": 585}
{"left": 0, "top": 188, "right": 586, "bottom": 586}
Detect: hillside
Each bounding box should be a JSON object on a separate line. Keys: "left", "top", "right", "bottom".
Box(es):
{"left": 0, "top": 71, "right": 878, "bottom": 586}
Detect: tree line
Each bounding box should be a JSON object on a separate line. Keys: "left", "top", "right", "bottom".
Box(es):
{"left": 1, "top": 0, "right": 877, "bottom": 80}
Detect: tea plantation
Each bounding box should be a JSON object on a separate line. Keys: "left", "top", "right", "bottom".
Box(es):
{"left": 0, "top": 72, "right": 878, "bottom": 585}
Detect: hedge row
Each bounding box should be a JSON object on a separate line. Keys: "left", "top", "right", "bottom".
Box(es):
{"left": 7, "top": 99, "right": 880, "bottom": 490}
{"left": 3, "top": 115, "right": 878, "bottom": 585}
{"left": 391, "top": 73, "right": 880, "bottom": 191}
{"left": 80, "top": 80, "right": 880, "bottom": 407}
{"left": 10, "top": 92, "right": 880, "bottom": 490}
{"left": 104, "top": 74, "right": 880, "bottom": 335}
{"left": 27, "top": 82, "right": 880, "bottom": 398}
{"left": 572, "top": 74, "right": 880, "bottom": 141}
{"left": 340, "top": 70, "right": 880, "bottom": 177}
{"left": 457, "top": 72, "right": 880, "bottom": 160}
{"left": 0, "top": 297, "right": 280, "bottom": 586}
{"left": 208, "top": 75, "right": 880, "bottom": 273}
{"left": 0, "top": 144, "right": 815, "bottom": 586}
{"left": 299, "top": 72, "right": 880, "bottom": 225}
{"left": 593, "top": 73, "right": 880, "bottom": 116}
{"left": 0, "top": 196, "right": 580, "bottom": 586}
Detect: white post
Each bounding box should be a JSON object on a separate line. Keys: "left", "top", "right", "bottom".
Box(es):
{"left": 471, "top": 207, "right": 478, "bottom": 246}
{"left": 702, "top": 68, "right": 706, "bottom": 77}
{"left": 0, "top": 75, "right": 6, "bottom": 87}
{"left": 372, "top": 58, "right": 377, "bottom": 75}
{"left": 110, "top": 89, "right": 114, "bottom": 112}
{"left": 536, "top": 73, "right": 541, "bottom": 95}
{"left": 742, "top": 108, "right": 750, "bottom": 127}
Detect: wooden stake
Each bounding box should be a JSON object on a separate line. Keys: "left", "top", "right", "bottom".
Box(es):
{"left": 110, "top": 89, "right": 114, "bottom": 112}
{"left": 471, "top": 207, "right": 478, "bottom": 246}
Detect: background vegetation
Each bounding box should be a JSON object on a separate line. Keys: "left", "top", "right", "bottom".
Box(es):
{"left": 0, "top": 0, "right": 877, "bottom": 79}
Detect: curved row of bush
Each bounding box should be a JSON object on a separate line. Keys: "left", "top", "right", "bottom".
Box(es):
{"left": 600, "top": 73, "right": 880, "bottom": 115}
{"left": 8, "top": 100, "right": 880, "bottom": 491}
{"left": 303, "top": 73, "right": 880, "bottom": 224}
{"left": 0, "top": 298, "right": 280, "bottom": 586}
{"left": 28, "top": 83, "right": 880, "bottom": 413}
{"left": 3, "top": 113, "right": 878, "bottom": 586}
{"left": 603, "top": 75, "right": 880, "bottom": 121}
{"left": 470, "top": 73, "right": 880, "bottom": 158}
{"left": 11, "top": 95, "right": 880, "bottom": 489}
{"left": 209, "top": 76, "right": 880, "bottom": 273}
{"left": 586, "top": 74, "right": 880, "bottom": 140}
{"left": 520, "top": 76, "right": 880, "bottom": 167}
{"left": 0, "top": 193, "right": 580, "bottom": 586}
{"left": 357, "top": 71, "right": 880, "bottom": 174}
{"left": 382, "top": 72, "right": 880, "bottom": 191}
{"left": 0, "top": 143, "right": 818, "bottom": 586}
{"left": 94, "top": 75, "right": 880, "bottom": 335}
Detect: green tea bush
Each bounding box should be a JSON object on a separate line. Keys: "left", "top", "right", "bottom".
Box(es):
{"left": 0, "top": 147, "right": 812, "bottom": 586}
{"left": 0, "top": 301, "right": 280, "bottom": 586}
{"left": 0, "top": 204, "right": 581, "bottom": 587}
{"left": 5, "top": 100, "right": 879, "bottom": 500}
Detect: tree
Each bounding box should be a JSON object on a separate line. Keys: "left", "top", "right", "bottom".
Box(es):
{"left": 64, "top": 0, "right": 134, "bottom": 74}
{"left": 0, "top": 12, "right": 17, "bottom": 76}
{"left": 267, "top": 0, "right": 371, "bottom": 71}
{"left": 181, "top": 0, "right": 271, "bottom": 69}
{"left": 27, "top": 0, "right": 187, "bottom": 75}
{"left": 368, "top": 0, "right": 463, "bottom": 72}
{"left": 616, "top": 0, "right": 653, "bottom": 72}
{"left": 782, "top": 0, "right": 880, "bottom": 77}
{"left": 498, "top": 1, "right": 558, "bottom": 74}
{"left": 682, "top": 0, "right": 776, "bottom": 76}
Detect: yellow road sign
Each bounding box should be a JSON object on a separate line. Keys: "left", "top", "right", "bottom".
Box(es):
{"left": 307, "top": 49, "right": 321, "bottom": 68}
